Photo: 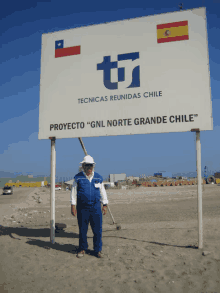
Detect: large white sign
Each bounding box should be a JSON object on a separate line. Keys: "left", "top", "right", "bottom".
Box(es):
{"left": 39, "top": 7, "right": 213, "bottom": 140}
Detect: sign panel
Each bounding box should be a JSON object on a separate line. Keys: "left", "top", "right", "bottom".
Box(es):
{"left": 39, "top": 7, "right": 213, "bottom": 139}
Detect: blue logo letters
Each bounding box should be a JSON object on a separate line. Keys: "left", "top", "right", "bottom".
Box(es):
{"left": 97, "top": 52, "right": 140, "bottom": 90}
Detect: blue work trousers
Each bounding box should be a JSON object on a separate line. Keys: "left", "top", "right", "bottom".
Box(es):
{"left": 77, "top": 201, "right": 102, "bottom": 252}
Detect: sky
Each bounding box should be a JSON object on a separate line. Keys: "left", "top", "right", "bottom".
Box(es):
{"left": 1, "top": 0, "right": 220, "bottom": 181}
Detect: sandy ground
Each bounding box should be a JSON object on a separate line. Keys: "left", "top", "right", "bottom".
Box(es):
{"left": 0, "top": 185, "right": 220, "bottom": 293}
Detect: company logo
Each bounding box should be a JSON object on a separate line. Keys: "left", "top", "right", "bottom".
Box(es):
{"left": 97, "top": 52, "right": 140, "bottom": 90}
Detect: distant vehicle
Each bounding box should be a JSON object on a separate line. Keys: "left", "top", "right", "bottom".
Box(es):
{"left": 2, "top": 186, "right": 13, "bottom": 195}
{"left": 55, "top": 186, "right": 61, "bottom": 191}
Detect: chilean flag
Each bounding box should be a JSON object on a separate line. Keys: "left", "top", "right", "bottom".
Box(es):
{"left": 55, "top": 40, "right": 81, "bottom": 58}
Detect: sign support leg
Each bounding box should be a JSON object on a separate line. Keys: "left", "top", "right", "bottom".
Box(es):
{"left": 196, "top": 131, "right": 203, "bottom": 249}
{"left": 50, "top": 137, "right": 56, "bottom": 244}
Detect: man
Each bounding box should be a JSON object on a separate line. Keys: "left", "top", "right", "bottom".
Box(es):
{"left": 70, "top": 155, "right": 108, "bottom": 258}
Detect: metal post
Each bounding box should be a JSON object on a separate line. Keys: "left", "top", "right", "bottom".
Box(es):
{"left": 196, "top": 131, "right": 203, "bottom": 249}
{"left": 50, "top": 137, "right": 56, "bottom": 244}
{"left": 78, "top": 137, "right": 88, "bottom": 155}
{"left": 107, "top": 205, "right": 116, "bottom": 224}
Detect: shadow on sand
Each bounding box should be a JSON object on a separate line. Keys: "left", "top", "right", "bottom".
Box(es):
{"left": 0, "top": 225, "right": 198, "bottom": 254}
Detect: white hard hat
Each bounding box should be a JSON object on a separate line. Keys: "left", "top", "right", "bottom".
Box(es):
{"left": 80, "top": 155, "right": 95, "bottom": 164}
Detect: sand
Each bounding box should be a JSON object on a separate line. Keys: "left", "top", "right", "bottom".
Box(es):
{"left": 0, "top": 185, "right": 220, "bottom": 293}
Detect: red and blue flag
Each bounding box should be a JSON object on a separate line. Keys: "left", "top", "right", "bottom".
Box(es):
{"left": 55, "top": 40, "right": 81, "bottom": 58}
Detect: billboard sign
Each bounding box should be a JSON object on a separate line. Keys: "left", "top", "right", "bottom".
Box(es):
{"left": 39, "top": 7, "right": 212, "bottom": 139}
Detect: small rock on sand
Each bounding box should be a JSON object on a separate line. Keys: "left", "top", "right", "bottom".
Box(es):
{"left": 202, "top": 251, "right": 211, "bottom": 256}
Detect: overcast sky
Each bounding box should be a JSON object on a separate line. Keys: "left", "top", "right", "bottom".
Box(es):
{"left": 1, "top": 0, "right": 220, "bottom": 181}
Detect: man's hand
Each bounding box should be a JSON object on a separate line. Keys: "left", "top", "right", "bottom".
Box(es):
{"left": 102, "top": 205, "right": 107, "bottom": 215}
{"left": 71, "top": 205, "right": 77, "bottom": 216}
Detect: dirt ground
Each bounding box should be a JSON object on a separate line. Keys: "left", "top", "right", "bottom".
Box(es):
{"left": 0, "top": 185, "right": 219, "bottom": 293}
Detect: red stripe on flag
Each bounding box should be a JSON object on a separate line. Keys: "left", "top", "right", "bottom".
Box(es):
{"left": 157, "top": 21, "right": 188, "bottom": 30}
{"left": 55, "top": 46, "right": 81, "bottom": 58}
{"left": 157, "top": 35, "right": 189, "bottom": 43}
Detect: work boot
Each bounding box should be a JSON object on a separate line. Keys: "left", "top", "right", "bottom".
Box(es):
{"left": 77, "top": 250, "right": 85, "bottom": 258}
{"left": 95, "top": 251, "right": 104, "bottom": 258}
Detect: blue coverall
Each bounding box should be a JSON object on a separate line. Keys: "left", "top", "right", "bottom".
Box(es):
{"left": 74, "top": 171, "right": 103, "bottom": 252}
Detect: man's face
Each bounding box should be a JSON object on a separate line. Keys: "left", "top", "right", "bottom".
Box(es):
{"left": 83, "top": 163, "right": 94, "bottom": 175}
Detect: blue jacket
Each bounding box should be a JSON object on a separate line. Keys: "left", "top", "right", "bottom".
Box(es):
{"left": 74, "top": 171, "right": 103, "bottom": 207}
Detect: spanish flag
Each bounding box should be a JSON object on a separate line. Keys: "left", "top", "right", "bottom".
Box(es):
{"left": 157, "top": 20, "right": 189, "bottom": 44}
